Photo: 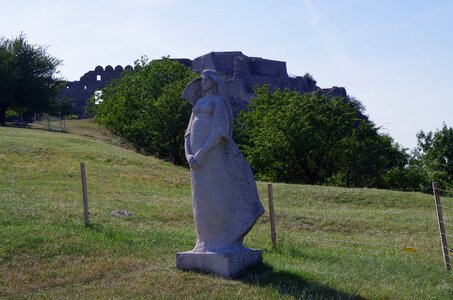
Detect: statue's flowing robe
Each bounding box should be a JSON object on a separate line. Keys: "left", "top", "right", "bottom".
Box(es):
{"left": 186, "top": 95, "right": 264, "bottom": 252}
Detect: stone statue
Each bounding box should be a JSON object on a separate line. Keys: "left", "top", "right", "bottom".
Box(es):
{"left": 176, "top": 69, "right": 264, "bottom": 278}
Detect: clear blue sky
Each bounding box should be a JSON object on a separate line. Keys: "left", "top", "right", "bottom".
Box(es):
{"left": 1, "top": 0, "right": 452, "bottom": 149}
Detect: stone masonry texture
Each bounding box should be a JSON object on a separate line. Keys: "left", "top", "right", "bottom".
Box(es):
{"left": 59, "top": 52, "right": 347, "bottom": 116}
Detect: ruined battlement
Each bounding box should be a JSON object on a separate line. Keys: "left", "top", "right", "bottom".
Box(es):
{"left": 59, "top": 64, "right": 134, "bottom": 115}
{"left": 191, "top": 51, "right": 288, "bottom": 78}
{"left": 184, "top": 52, "right": 347, "bottom": 113}
{"left": 60, "top": 52, "right": 347, "bottom": 116}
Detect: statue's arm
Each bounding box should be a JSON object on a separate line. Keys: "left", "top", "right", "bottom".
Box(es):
{"left": 185, "top": 133, "right": 192, "bottom": 157}
{"left": 194, "top": 98, "right": 229, "bottom": 165}
{"left": 194, "top": 134, "right": 223, "bottom": 165}
{"left": 186, "top": 137, "right": 198, "bottom": 168}
{"left": 185, "top": 113, "right": 196, "bottom": 167}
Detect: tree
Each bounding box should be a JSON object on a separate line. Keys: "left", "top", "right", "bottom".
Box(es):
{"left": 0, "top": 33, "right": 63, "bottom": 124}
{"left": 415, "top": 124, "right": 453, "bottom": 190}
{"left": 303, "top": 72, "right": 317, "bottom": 88}
{"left": 382, "top": 151, "right": 430, "bottom": 192}
{"left": 93, "top": 57, "right": 197, "bottom": 165}
{"left": 235, "top": 86, "right": 405, "bottom": 187}
{"left": 329, "top": 128, "right": 408, "bottom": 188}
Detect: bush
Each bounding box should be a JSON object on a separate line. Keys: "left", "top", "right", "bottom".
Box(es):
{"left": 235, "top": 86, "right": 406, "bottom": 187}
{"left": 93, "top": 57, "right": 198, "bottom": 165}
{"left": 0, "top": 33, "right": 63, "bottom": 124}
{"left": 415, "top": 124, "right": 453, "bottom": 191}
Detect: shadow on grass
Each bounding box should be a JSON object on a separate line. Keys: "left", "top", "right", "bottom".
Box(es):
{"left": 239, "top": 262, "right": 365, "bottom": 300}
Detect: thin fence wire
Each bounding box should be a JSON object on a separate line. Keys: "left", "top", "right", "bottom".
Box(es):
{"left": 390, "top": 188, "right": 428, "bottom": 193}
{"left": 439, "top": 205, "right": 453, "bottom": 211}
{"left": 298, "top": 234, "right": 435, "bottom": 255}
{"left": 265, "top": 183, "right": 453, "bottom": 267}
{"left": 302, "top": 244, "right": 405, "bottom": 257}
{"left": 434, "top": 187, "right": 453, "bottom": 199}
{"left": 435, "top": 188, "right": 453, "bottom": 194}
{"left": 302, "top": 236, "right": 403, "bottom": 249}
{"left": 289, "top": 212, "right": 438, "bottom": 252}
{"left": 441, "top": 246, "right": 453, "bottom": 261}
{"left": 33, "top": 115, "right": 67, "bottom": 132}
{"left": 440, "top": 232, "right": 453, "bottom": 240}
{"left": 294, "top": 224, "right": 415, "bottom": 238}
{"left": 270, "top": 193, "right": 442, "bottom": 254}
{"left": 439, "top": 221, "right": 453, "bottom": 228}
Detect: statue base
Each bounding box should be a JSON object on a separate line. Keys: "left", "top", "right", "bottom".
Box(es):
{"left": 176, "top": 248, "right": 262, "bottom": 278}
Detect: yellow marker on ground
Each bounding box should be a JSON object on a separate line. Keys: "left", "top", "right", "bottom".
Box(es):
{"left": 404, "top": 247, "right": 417, "bottom": 253}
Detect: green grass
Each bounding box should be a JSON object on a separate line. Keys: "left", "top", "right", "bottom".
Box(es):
{"left": 1, "top": 123, "right": 453, "bottom": 299}
{"left": 31, "top": 118, "right": 132, "bottom": 148}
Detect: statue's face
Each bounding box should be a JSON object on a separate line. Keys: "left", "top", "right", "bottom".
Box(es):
{"left": 201, "top": 76, "right": 215, "bottom": 92}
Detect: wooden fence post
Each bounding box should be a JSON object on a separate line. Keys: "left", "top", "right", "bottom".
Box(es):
{"left": 433, "top": 181, "right": 450, "bottom": 271}
{"left": 81, "top": 162, "right": 90, "bottom": 226}
{"left": 268, "top": 183, "right": 277, "bottom": 248}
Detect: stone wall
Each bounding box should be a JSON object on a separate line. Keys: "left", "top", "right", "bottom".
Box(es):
{"left": 58, "top": 65, "right": 133, "bottom": 115}
{"left": 186, "top": 51, "right": 347, "bottom": 114}
{"left": 60, "top": 51, "right": 347, "bottom": 116}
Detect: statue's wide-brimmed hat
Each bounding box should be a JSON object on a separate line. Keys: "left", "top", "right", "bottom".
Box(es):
{"left": 182, "top": 77, "right": 202, "bottom": 105}
{"left": 182, "top": 69, "right": 227, "bottom": 105}
{"left": 182, "top": 69, "right": 238, "bottom": 152}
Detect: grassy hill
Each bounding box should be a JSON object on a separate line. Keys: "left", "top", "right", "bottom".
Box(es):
{"left": 1, "top": 122, "right": 453, "bottom": 299}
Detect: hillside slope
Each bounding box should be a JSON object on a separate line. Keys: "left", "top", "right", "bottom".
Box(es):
{"left": 1, "top": 125, "right": 453, "bottom": 299}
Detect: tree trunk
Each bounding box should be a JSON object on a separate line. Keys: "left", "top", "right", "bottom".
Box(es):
{"left": 0, "top": 105, "right": 7, "bottom": 126}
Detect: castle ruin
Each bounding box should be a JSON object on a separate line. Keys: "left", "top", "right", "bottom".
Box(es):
{"left": 60, "top": 52, "right": 346, "bottom": 116}
{"left": 186, "top": 51, "right": 346, "bottom": 114}
{"left": 59, "top": 64, "right": 134, "bottom": 115}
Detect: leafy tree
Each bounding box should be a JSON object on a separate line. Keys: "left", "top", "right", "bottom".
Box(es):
{"left": 330, "top": 129, "right": 408, "bottom": 188}
{"left": 235, "top": 86, "right": 405, "bottom": 187}
{"left": 382, "top": 152, "right": 430, "bottom": 192}
{"left": 93, "top": 57, "right": 197, "bottom": 165}
{"left": 303, "top": 72, "right": 317, "bottom": 88}
{"left": 0, "top": 33, "right": 63, "bottom": 124}
{"left": 415, "top": 124, "right": 453, "bottom": 190}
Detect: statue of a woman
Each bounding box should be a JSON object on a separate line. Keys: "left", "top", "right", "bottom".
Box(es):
{"left": 182, "top": 69, "right": 264, "bottom": 253}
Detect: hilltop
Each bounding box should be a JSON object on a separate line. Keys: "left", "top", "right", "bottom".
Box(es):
{"left": 1, "top": 122, "right": 452, "bottom": 299}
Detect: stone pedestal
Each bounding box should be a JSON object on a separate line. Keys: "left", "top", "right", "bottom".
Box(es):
{"left": 176, "top": 249, "right": 262, "bottom": 278}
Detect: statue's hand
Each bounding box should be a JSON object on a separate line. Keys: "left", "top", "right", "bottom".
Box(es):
{"left": 194, "top": 150, "right": 205, "bottom": 167}
{"left": 187, "top": 155, "right": 200, "bottom": 169}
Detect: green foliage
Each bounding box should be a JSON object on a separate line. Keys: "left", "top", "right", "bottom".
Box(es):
{"left": 303, "top": 72, "right": 317, "bottom": 87}
{"left": 93, "top": 57, "right": 197, "bottom": 165}
{"left": 51, "top": 95, "right": 75, "bottom": 116}
{"left": 5, "top": 108, "right": 20, "bottom": 118}
{"left": 380, "top": 149, "right": 429, "bottom": 192}
{"left": 235, "top": 86, "right": 405, "bottom": 187}
{"left": 415, "top": 123, "right": 453, "bottom": 190}
{"left": 0, "top": 33, "right": 63, "bottom": 124}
